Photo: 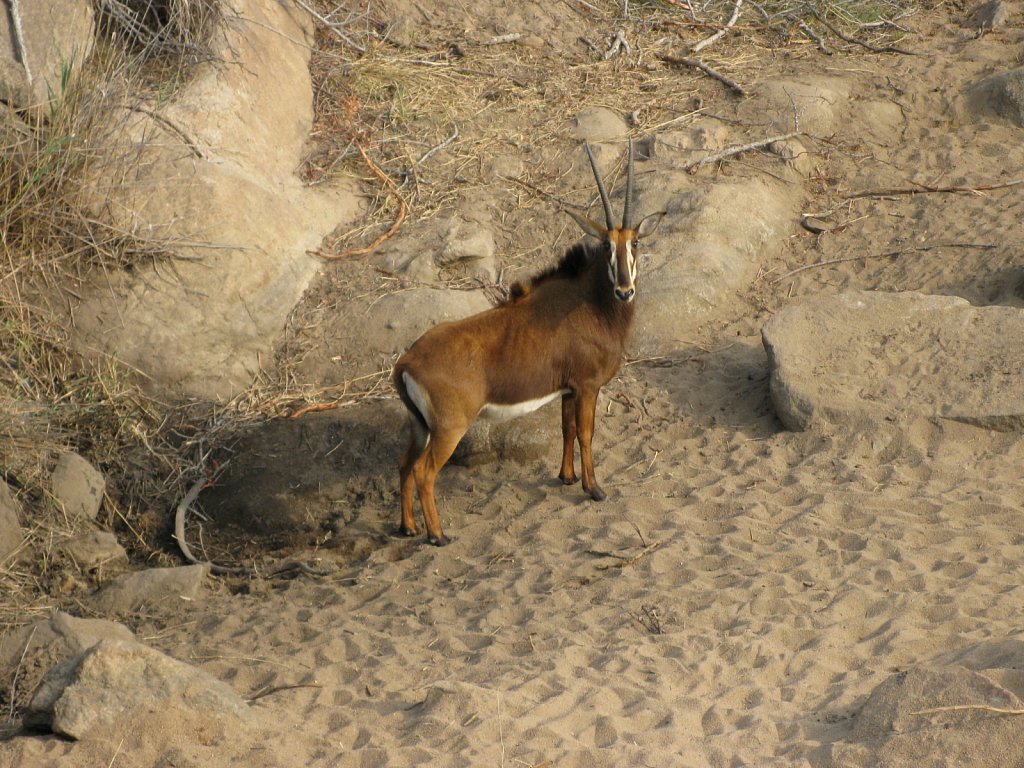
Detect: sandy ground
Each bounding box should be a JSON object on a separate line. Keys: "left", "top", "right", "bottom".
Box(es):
{"left": 6, "top": 3, "right": 1024, "bottom": 766}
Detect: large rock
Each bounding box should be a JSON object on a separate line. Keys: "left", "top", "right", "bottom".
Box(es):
{"left": 965, "top": 66, "right": 1024, "bottom": 127}
{"left": 66, "top": 0, "right": 360, "bottom": 400}
{"left": 26, "top": 638, "right": 253, "bottom": 739}
{"left": 763, "top": 291, "right": 1024, "bottom": 431}
{"left": 633, "top": 174, "right": 798, "bottom": 354}
{"left": 0, "top": 612, "right": 134, "bottom": 686}
{"left": 813, "top": 664, "right": 1024, "bottom": 767}
{"left": 0, "top": 612, "right": 134, "bottom": 715}
{"left": 0, "top": 0, "right": 94, "bottom": 114}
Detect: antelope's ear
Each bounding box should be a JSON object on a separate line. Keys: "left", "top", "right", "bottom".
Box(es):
{"left": 564, "top": 209, "right": 608, "bottom": 240}
{"left": 636, "top": 211, "right": 667, "bottom": 240}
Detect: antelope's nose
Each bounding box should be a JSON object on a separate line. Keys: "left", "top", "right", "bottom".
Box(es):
{"left": 614, "top": 286, "right": 635, "bottom": 302}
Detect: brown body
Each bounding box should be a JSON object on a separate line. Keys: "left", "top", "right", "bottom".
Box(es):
{"left": 393, "top": 141, "right": 665, "bottom": 545}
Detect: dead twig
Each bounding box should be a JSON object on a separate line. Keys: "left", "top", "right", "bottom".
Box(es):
{"left": 845, "top": 178, "right": 1024, "bottom": 199}
{"left": 483, "top": 33, "right": 522, "bottom": 45}
{"left": 315, "top": 142, "right": 409, "bottom": 260}
{"left": 660, "top": 54, "right": 746, "bottom": 96}
{"left": 294, "top": 0, "right": 366, "bottom": 54}
{"left": 603, "top": 29, "right": 631, "bottom": 60}
{"left": 911, "top": 704, "right": 1024, "bottom": 717}
{"left": 504, "top": 174, "right": 580, "bottom": 209}
{"left": 691, "top": 0, "right": 743, "bottom": 53}
{"left": 682, "top": 132, "right": 798, "bottom": 171}
{"left": 417, "top": 125, "right": 459, "bottom": 165}
{"left": 588, "top": 539, "right": 663, "bottom": 570}
{"left": 248, "top": 683, "right": 323, "bottom": 702}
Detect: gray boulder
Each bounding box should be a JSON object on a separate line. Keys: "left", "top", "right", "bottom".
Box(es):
{"left": 965, "top": 66, "right": 1024, "bottom": 127}
{"left": 813, "top": 664, "right": 1024, "bottom": 767}
{"left": 65, "top": 0, "right": 360, "bottom": 400}
{"left": 61, "top": 531, "right": 128, "bottom": 572}
{"left": 763, "top": 291, "right": 1024, "bottom": 431}
{"left": 26, "top": 638, "right": 253, "bottom": 739}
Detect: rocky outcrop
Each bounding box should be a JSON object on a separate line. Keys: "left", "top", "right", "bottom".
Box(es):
{"left": 26, "top": 638, "right": 253, "bottom": 739}
{"left": 763, "top": 291, "right": 1024, "bottom": 431}
{"left": 66, "top": 0, "right": 361, "bottom": 400}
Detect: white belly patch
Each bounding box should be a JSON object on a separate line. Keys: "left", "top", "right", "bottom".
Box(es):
{"left": 478, "top": 389, "right": 569, "bottom": 422}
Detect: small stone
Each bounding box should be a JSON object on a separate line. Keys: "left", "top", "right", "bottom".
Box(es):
{"left": 0, "top": 480, "right": 24, "bottom": 562}
{"left": 89, "top": 564, "right": 210, "bottom": 615}
{"left": 50, "top": 452, "right": 105, "bottom": 522}
{"left": 61, "top": 531, "right": 128, "bottom": 572}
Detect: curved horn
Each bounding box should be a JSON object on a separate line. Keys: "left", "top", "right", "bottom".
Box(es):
{"left": 622, "top": 138, "right": 635, "bottom": 230}
{"left": 584, "top": 142, "right": 615, "bottom": 231}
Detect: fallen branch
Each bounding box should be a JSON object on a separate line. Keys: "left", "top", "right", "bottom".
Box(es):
{"left": 174, "top": 470, "right": 250, "bottom": 576}
{"left": 174, "top": 467, "right": 332, "bottom": 577}
{"left": 771, "top": 243, "right": 996, "bottom": 283}
{"left": 691, "top": 0, "right": 743, "bottom": 53}
{"left": 248, "top": 683, "right": 324, "bottom": 703}
{"left": 682, "top": 132, "right": 798, "bottom": 172}
{"left": 504, "top": 174, "right": 580, "bottom": 209}
{"left": 845, "top": 178, "right": 1024, "bottom": 199}
{"left": 315, "top": 142, "right": 409, "bottom": 260}
{"left": 588, "top": 540, "right": 663, "bottom": 570}
{"left": 660, "top": 54, "right": 746, "bottom": 96}
{"left": 805, "top": 8, "right": 915, "bottom": 55}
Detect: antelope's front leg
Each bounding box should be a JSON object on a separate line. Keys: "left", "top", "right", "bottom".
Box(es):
{"left": 574, "top": 389, "right": 606, "bottom": 501}
{"left": 558, "top": 392, "right": 578, "bottom": 485}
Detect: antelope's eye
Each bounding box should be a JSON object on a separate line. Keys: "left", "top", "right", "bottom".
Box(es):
{"left": 631, "top": 239, "right": 639, "bottom": 249}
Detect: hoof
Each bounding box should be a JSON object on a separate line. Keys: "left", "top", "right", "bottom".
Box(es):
{"left": 586, "top": 485, "right": 607, "bottom": 502}
{"left": 397, "top": 525, "right": 417, "bottom": 538}
{"left": 427, "top": 533, "right": 451, "bottom": 547}
{"left": 559, "top": 472, "right": 578, "bottom": 486}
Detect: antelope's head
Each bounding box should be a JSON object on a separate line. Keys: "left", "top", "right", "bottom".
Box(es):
{"left": 567, "top": 139, "right": 666, "bottom": 303}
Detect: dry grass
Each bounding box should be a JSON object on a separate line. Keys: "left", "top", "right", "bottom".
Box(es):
{"left": 301, "top": 0, "right": 916, "bottom": 256}
{"left": 0, "top": 1, "right": 227, "bottom": 637}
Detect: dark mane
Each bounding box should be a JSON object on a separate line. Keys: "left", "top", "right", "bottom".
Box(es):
{"left": 504, "top": 242, "right": 596, "bottom": 304}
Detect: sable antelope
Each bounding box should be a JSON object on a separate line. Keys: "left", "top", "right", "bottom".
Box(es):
{"left": 393, "top": 139, "right": 666, "bottom": 545}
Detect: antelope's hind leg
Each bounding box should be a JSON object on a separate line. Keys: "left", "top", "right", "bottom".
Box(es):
{"left": 398, "top": 416, "right": 428, "bottom": 537}
{"left": 411, "top": 424, "right": 466, "bottom": 546}
{"left": 558, "top": 392, "right": 579, "bottom": 485}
